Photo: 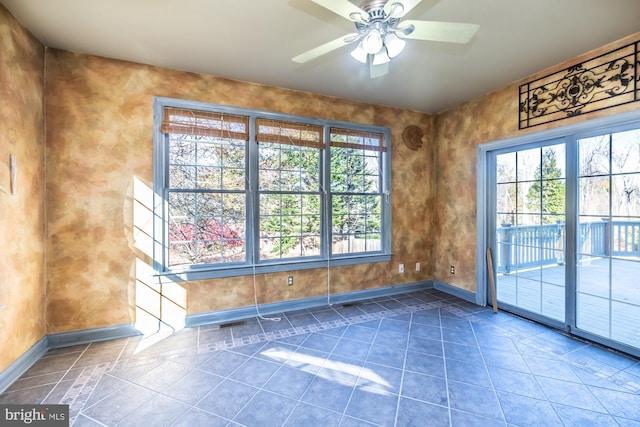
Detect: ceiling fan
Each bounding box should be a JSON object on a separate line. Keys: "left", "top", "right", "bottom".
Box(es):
{"left": 293, "top": 0, "right": 479, "bottom": 78}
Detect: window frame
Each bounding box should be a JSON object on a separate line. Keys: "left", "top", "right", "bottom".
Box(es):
{"left": 153, "top": 97, "right": 392, "bottom": 280}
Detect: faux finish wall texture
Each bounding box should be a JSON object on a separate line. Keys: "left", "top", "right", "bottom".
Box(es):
{"left": 44, "top": 49, "right": 436, "bottom": 334}
{"left": 0, "top": 6, "right": 46, "bottom": 372}
{"left": 434, "top": 32, "right": 640, "bottom": 293}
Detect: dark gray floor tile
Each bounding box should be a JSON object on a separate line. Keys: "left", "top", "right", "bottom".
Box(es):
{"left": 405, "top": 351, "right": 445, "bottom": 378}
{"left": 319, "top": 325, "right": 349, "bottom": 337}
{"left": 377, "top": 299, "right": 406, "bottom": 310}
{"left": 357, "top": 302, "right": 387, "bottom": 314}
{"left": 445, "top": 358, "right": 491, "bottom": 387}
{"left": 301, "top": 333, "right": 340, "bottom": 352}
{"left": 170, "top": 407, "right": 228, "bottom": 427}
{"left": 339, "top": 415, "right": 380, "bottom": 426}
{"left": 448, "top": 381, "right": 503, "bottom": 421}
{"left": 227, "top": 341, "right": 266, "bottom": 357}
{"left": 566, "top": 344, "right": 637, "bottom": 372}
{"left": 366, "top": 344, "right": 406, "bottom": 369}
{"left": 342, "top": 325, "right": 377, "bottom": 343}
{"left": 536, "top": 376, "right": 606, "bottom": 412}
{"left": 481, "top": 347, "right": 530, "bottom": 373}
{"left": 0, "top": 383, "right": 56, "bottom": 404}
{"left": 259, "top": 316, "right": 292, "bottom": 333}
{"left": 440, "top": 316, "right": 473, "bottom": 331}
{"left": 554, "top": 403, "right": 619, "bottom": 427}
{"left": 356, "top": 319, "right": 381, "bottom": 329}
{"left": 72, "top": 414, "right": 105, "bottom": 426}
{"left": 4, "top": 371, "right": 66, "bottom": 393}
{"left": 497, "top": 390, "right": 563, "bottom": 426}
{"left": 132, "top": 359, "right": 192, "bottom": 391}
{"left": 378, "top": 318, "right": 411, "bottom": 335}
{"left": 473, "top": 331, "right": 519, "bottom": 353}
{"left": 411, "top": 312, "right": 441, "bottom": 327}
{"left": 117, "top": 394, "right": 190, "bottom": 426}
{"left": 253, "top": 340, "right": 298, "bottom": 363}
{"left": 229, "top": 320, "right": 264, "bottom": 338}
{"left": 331, "top": 338, "right": 371, "bottom": 362}
{"left": 409, "top": 323, "right": 442, "bottom": 341}
{"left": 163, "top": 369, "right": 223, "bottom": 404}
{"left": 82, "top": 374, "right": 130, "bottom": 409}
{"left": 288, "top": 313, "right": 319, "bottom": 327}
{"left": 108, "top": 358, "right": 165, "bottom": 383}
{"left": 283, "top": 402, "right": 341, "bottom": 427}
{"left": 198, "top": 350, "right": 249, "bottom": 377}
{"left": 523, "top": 355, "right": 582, "bottom": 382}
{"left": 234, "top": 389, "right": 297, "bottom": 427}
{"left": 401, "top": 371, "right": 448, "bottom": 406}
{"left": 373, "top": 329, "right": 408, "bottom": 348}
{"left": 345, "top": 387, "right": 399, "bottom": 426}
{"left": 317, "top": 355, "right": 362, "bottom": 387}
{"left": 72, "top": 347, "right": 123, "bottom": 368}
{"left": 82, "top": 382, "right": 158, "bottom": 425}
{"left": 310, "top": 308, "right": 343, "bottom": 322}
{"left": 450, "top": 410, "right": 507, "bottom": 427}
{"left": 443, "top": 341, "right": 484, "bottom": 364}
{"left": 332, "top": 305, "right": 366, "bottom": 319}
{"left": 357, "top": 362, "right": 403, "bottom": 395}
{"left": 301, "top": 376, "right": 354, "bottom": 412}
{"left": 229, "top": 357, "right": 280, "bottom": 388}
{"left": 274, "top": 334, "right": 308, "bottom": 346}
{"left": 396, "top": 397, "right": 450, "bottom": 427}
{"left": 197, "top": 379, "right": 258, "bottom": 420}
{"left": 589, "top": 386, "right": 640, "bottom": 419}
{"left": 41, "top": 379, "right": 74, "bottom": 404}
{"left": 198, "top": 327, "right": 232, "bottom": 344}
{"left": 407, "top": 334, "right": 443, "bottom": 357}
{"left": 487, "top": 366, "right": 546, "bottom": 399}
{"left": 263, "top": 365, "right": 315, "bottom": 399}
{"left": 441, "top": 327, "right": 477, "bottom": 346}
{"left": 22, "top": 354, "right": 79, "bottom": 377}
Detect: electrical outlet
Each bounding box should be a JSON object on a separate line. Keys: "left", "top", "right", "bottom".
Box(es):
{"left": 287, "top": 276, "right": 294, "bottom": 286}
{"left": 399, "top": 263, "right": 404, "bottom": 273}
{"left": 416, "top": 262, "right": 420, "bottom": 271}
{"left": 450, "top": 266, "right": 455, "bottom": 274}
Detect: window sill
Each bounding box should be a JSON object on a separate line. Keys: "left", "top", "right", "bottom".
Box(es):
{"left": 155, "top": 254, "right": 392, "bottom": 282}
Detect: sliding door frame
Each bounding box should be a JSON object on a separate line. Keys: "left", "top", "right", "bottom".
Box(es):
{"left": 477, "top": 108, "right": 640, "bottom": 357}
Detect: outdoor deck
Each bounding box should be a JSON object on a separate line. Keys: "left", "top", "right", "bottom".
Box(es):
{"left": 496, "top": 257, "right": 640, "bottom": 349}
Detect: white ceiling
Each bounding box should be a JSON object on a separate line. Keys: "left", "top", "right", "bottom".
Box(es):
{"left": 2, "top": 0, "right": 639, "bottom": 113}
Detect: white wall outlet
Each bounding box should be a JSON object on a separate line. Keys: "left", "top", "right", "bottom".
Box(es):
{"left": 399, "top": 263, "right": 404, "bottom": 273}
{"left": 416, "top": 263, "right": 420, "bottom": 271}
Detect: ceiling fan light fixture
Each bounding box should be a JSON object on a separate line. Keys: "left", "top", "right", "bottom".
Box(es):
{"left": 362, "top": 30, "right": 383, "bottom": 54}
{"left": 350, "top": 43, "right": 368, "bottom": 64}
{"left": 372, "top": 49, "right": 390, "bottom": 65}
{"left": 384, "top": 33, "right": 406, "bottom": 58}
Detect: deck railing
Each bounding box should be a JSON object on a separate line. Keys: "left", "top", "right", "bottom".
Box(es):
{"left": 496, "top": 220, "right": 640, "bottom": 273}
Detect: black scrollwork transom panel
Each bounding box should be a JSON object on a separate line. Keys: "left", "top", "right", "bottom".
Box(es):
{"left": 519, "top": 41, "right": 639, "bottom": 129}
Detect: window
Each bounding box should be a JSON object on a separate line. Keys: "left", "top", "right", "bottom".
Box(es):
{"left": 154, "top": 98, "right": 391, "bottom": 279}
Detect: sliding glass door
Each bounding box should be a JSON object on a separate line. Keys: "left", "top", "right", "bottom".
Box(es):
{"left": 576, "top": 129, "right": 640, "bottom": 350}
{"left": 493, "top": 142, "right": 566, "bottom": 324}
{"left": 488, "top": 125, "right": 640, "bottom": 355}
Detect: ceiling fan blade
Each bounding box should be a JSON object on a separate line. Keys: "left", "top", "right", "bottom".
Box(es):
{"left": 310, "top": 0, "right": 367, "bottom": 21}
{"left": 400, "top": 20, "right": 479, "bottom": 43}
{"left": 385, "top": 0, "right": 422, "bottom": 18}
{"left": 292, "top": 33, "right": 359, "bottom": 63}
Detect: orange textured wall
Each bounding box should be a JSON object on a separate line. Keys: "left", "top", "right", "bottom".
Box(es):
{"left": 433, "top": 32, "right": 640, "bottom": 293}
{"left": 0, "top": 6, "right": 45, "bottom": 372}
{"left": 44, "top": 49, "right": 435, "bottom": 333}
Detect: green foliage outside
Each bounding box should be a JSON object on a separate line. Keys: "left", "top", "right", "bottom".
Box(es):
{"left": 526, "top": 149, "right": 565, "bottom": 223}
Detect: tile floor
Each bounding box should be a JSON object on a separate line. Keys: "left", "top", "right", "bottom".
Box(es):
{"left": 1, "top": 289, "right": 640, "bottom": 426}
